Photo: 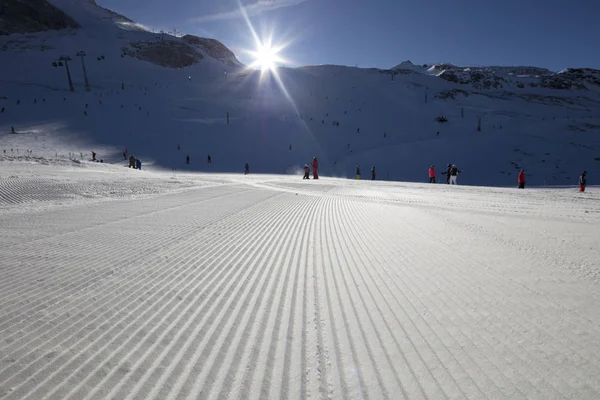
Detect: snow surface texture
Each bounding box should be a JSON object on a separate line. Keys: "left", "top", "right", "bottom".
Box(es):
{"left": 1, "top": 159, "right": 600, "bottom": 399}
{"left": 0, "top": 1, "right": 599, "bottom": 186}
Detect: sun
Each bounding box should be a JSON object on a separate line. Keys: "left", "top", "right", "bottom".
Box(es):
{"left": 249, "top": 42, "right": 282, "bottom": 71}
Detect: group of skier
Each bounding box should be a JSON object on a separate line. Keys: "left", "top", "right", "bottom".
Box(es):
{"left": 514, "top": 169, "right": 587, "bottom": 191}
{"left": 303, "top": 157, "right": 320, "bottom": 179}
{"left": 128, "top": 153, "right": 142, "bottom": 170}
{"left": 429, "top": 164, "right": 461, "bottom": 185}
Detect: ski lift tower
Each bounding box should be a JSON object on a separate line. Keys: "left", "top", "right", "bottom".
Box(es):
{"left": 52, "top": 55, "right": 75, "bottom": 92}
{"left": 76, "top": 51, "right": 91, "bottom": 92}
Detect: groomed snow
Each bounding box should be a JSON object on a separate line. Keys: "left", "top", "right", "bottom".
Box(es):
{"left": 1, "top": 160, "right": 600, "bottom": 399}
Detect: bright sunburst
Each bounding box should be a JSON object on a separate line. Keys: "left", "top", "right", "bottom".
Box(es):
{"left": 249, "top": 42, "right": 283, "bottom": 71}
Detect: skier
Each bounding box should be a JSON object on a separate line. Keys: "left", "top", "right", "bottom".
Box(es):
{"left": 518, "top": 170, "right": 526, "bottom": 189}
{"left": 371, "top": 166, "right": 376, "bottom": 180}
{"left": 428, "top": 165, "right": 436, "bottom": 183}
{"left": 303, "top": 164, "right": 310, "bottom": 179}
{"left": 207, "top": 154, "right": 212, "bottom": 164}
{"left": 449, "top": 164, "right": 461, "bottom": 185}
{"left": 440, "top": 164, "right": 452, "bottom": 184}
{"left": 129, "top": 154, "right": 136, "bottom": 168}
{"left": 579, "top": 171, "right": 587, "bottom": 192}
{"left": 312, "top": 157, "right": 319, "bottom": 179}
{"left": 92, "top": 151, "right": 96, "bottom": 162}
{"left": 244, "top": 162, "right": 249, "bottom": 175}
{"left": 136, "top": 158, "right": 142, "bottom": 170}
{"left": 356, "top": 165, "right": 361, "bottom": 180}
{"left": 186, "top": 155, "right": 190, "bottom": 165}
{"left": 11, "top": 126, "right": 15, "bottom": 134}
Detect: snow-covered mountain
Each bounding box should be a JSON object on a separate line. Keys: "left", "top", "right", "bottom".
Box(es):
{"left": 1, "top": 0, "right": 599, "bottom": 186}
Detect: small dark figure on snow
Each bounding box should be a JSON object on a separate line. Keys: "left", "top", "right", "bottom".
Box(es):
{"left": 518, "top": 170, "right": 526, "bottom": 189}
{"left": 129, "top": 154, "right": 136, "bottom": 168}
{"left": 289, "top": 144, "right": 292, "bottom": 151}
{"left": 177, "top": 144, "right": 180, "bottom": 150}
{"left": 371, "top": 166, "right": 376, "bottom": 180}
{"left": 244, "top": 162, "right": 249, "bottom": 175}
{"left": 303, "top": 164, "right": 310, "bottom": 179}
{"left": 11, "top": 126, "right": 15, "bottom": 134}
{"left": 186, "top": 155, "right": 190, "bottom": 165}
{"left": 92, "top": 151, "right": 96, "bottom": 161}
{"left": 356, "top": 165, "right": 361, "bottom": 180}
{"left": 441, "top": 164, "right": 452, "bottom": 184}
{"left": 207, "top": 154, "right": 212, "bottom": 164}
{"left": 1, "top": 108, "right": 5, "bottom": 113}
{"left": 429, "top": 165, "right": 436, "bottom": 183}
{"left": 579, "top": 171, "right": 587, "bottom": 192}
{"left": 312, "top": 157, "right": 319, "bottom": 179}
{"left": 136, "top": 159, "right": 142, "bottom": 170}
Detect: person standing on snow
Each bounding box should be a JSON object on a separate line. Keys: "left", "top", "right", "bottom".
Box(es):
{"left": 303, "top": 164, "right": 310, "bottom": 179}
{"left": 356, "top": 165, "right": 361, "bottom": 180}
{"left": 129, "top": 154, "right": 136, "bottom": 168}
{"left": 449, "top": 165, "right": 461, "bottom": 185}
{"left": 186, "top": 155, "right": 190, "bottom": 165}
{"left": 207, "top": 154, "right": 212, "bottom": 164}
{"left": 244, "top": 162, "right": 249, "bottom": 175}
{"left": 371, "top": 166, "right": 376, "bottom": 180}
{"left": 518, "top": 170, "right": 526, "bottom": 189}
{"left": 579, "top": 171, "right": 587, "bottom": 192}
{"left": 136, "top": 158, "right": 142, "bottom": 170}
{"left": 312, "top": 157, "right": 319, "bottom": 179}
{"left": 428, "top": 165, "right": 436, "bottom": 183}
{"left": 440, "top": 164, "right": 452, "bottom": 184}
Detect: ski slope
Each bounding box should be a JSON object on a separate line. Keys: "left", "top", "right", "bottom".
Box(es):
{"left": 1, "top": 1, "right": 600, "bottom": 186}
{"left": 1, "top": 160, "right": 600, "bottom": 399}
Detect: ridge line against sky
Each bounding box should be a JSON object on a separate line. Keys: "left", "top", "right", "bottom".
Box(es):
{"left": 96, "top": 0, "right": 600, "bottom": 71}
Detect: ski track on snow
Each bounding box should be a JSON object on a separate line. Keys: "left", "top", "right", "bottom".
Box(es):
{"left": 1, "top": 170, "right": 600, "bottom": 399}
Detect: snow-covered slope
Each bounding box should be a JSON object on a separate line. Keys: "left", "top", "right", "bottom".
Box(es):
{"left": 1, "top": 0, "right": 599, "bottom": 186}
{"left": 1, "top": 161, "right": 600, "bottom": 399}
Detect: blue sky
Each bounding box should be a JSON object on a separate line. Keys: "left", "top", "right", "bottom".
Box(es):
{"left": 97, "top": 0, "right": 600, "bottom": 71}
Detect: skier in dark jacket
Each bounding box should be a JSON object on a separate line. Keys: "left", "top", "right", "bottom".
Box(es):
{"left": 440, "top": 164, "right": 452, "bottom": 184}
{"left": 371, "top": 166, "right": 376, "bottom": 180}
{"left": 356, "top": 165, "right": 361, "bottom": 180}
{"left": 579, "top": 171, "right": 587, "bottom": 192}
{"left": 449, "top": 165, "right": 461, "bottom": 185}
{"left": 129, "top": 154, "right": 136, "bottom": 168}
{"left": 136, "top": 158, "right": 142, "bottom": 170}
{"left": 207, "top": 154, "right": 212, "bottom": 164}
{"left": 303, "top": 164, "right": 310, "bottom": 179}
{"left": 244, "top": 162, "right": 249, "bottom": 175}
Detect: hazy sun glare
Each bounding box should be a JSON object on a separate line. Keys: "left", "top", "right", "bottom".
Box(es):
{"left": 249, "top": 43, "right": 282, "bottom": 71}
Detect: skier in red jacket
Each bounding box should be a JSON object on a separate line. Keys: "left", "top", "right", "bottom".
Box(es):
{"left": 518, "top": 170, "right": 526, "bottom": 189}
{"left": 312, "top": 157, "right": 319, "bottom": 179}
{"left": 428, "top": 165, "right": 436, "bottom": 183}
